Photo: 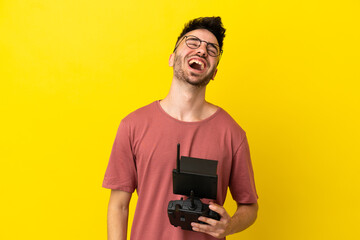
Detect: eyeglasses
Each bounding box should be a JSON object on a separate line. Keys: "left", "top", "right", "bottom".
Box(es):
{"left": 174, "top": 35, "right": 222, "bottom": 57}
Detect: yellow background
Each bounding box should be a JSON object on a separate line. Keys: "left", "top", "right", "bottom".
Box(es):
{"left": 1, "top": 0, "right": 359, "bottom": 239}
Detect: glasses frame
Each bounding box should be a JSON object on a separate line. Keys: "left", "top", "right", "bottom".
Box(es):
{"left": 174, "top": 35, "right": 223, "bottom": 57}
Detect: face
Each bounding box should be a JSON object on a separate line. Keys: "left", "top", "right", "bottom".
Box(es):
{"left": 169, "top": 29, "right": 219, "bottom": 88}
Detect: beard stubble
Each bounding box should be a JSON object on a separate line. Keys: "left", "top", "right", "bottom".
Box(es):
{"left": 173, "top": 53, "right": 215, "bottom": 88}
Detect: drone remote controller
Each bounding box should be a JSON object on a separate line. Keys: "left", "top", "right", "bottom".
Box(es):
{"left": 167, "top": 144, "right": 220, "bottom": 231}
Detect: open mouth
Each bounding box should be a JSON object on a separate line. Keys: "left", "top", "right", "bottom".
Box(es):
{"left": 188, "top": 58, "right": 206, "bottom": 71}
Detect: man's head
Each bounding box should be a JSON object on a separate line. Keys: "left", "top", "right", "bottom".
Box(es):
{"left": 170, "top": 17, "right": 226, "bottom": 88}
{"left": 174, "top": 17, "right": 226, "bottom": 54}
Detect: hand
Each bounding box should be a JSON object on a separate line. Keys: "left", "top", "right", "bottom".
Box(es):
{"left": 191, "top": 202, "right": 232, "bottom": 239}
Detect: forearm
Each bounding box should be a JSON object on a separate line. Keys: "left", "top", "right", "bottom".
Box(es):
{"left": 107, "top": 204, "right": 129, "bottom": 240}
{"left": 107, "top": 190, "right": 132, "bottom": 240}
{"left": 227, "top": 202, "right": 258, "bottom": 235}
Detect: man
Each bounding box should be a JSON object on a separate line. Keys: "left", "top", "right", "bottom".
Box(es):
{"left": 103, "top": 17, "right": 258, "bottom": 240}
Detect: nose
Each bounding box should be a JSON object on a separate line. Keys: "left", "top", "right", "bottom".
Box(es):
{"left": 196, "top": 42, "right": 208, "bottom": 57}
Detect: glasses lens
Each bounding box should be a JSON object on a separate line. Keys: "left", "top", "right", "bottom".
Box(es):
{"left": 186, "top": 37, "right": 201, "bottom": 49}
{"left": 207, "top": 44, "right": 219, "bottom": 57}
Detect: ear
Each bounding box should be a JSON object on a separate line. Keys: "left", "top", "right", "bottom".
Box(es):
{"left": 211, "top": 68, "right": 218, "bottom": 80}
{"left": 169, "top": 53, "right": 175, "bottom": 67}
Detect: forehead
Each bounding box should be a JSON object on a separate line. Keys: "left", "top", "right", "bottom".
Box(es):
{"left": 185, "top": 29, "right": 219, "bottom": 45}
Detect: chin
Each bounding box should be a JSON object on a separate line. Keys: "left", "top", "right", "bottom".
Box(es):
{"left": 186, "top": 78, "right": 211, "bottom": 88}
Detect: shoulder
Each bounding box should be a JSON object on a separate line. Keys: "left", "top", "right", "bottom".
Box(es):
{"left": 217, "top": 108, "right": 245, "bottom": 131}
{"left": 214, "top": 107, "right": 247, "bottom": 142}
{"left": 121, "top": 101, "right": 158, "bottom": 124}
{"left": 114, "top": 101, "right": 159, "bottom": 138}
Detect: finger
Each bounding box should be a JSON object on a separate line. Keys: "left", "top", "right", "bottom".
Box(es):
{"left": 198, "top": 216, "right": 219, "bottom": 226}
{"left": 192, "top": 222, "right": 225, "bottom": 239}
{"left": 209, "top": 203, "right": 230, "bottom": 219}
{"left": 191, "top": 222, "right": 214, "bottom": 233}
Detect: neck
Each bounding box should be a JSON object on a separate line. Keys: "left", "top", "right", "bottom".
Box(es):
{"left": 160, "top": 77, "right": 217, "bottom": 122}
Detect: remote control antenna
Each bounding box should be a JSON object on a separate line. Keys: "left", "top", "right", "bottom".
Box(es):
{"left": 177, "top": 143, "right": 180, "bottom": 173}
{"left": 190, "top": 190, "right": 196, "bottom": 210}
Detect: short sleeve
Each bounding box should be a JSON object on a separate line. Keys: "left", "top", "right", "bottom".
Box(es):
{"left": 102, "top": 120, "right": 137, "bottom": 193}
{"left": 229, "top": 135, "right": 258, "bottom": 204}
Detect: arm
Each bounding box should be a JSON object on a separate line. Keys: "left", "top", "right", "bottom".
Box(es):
{"left": 107, "top": 190, "right": 132, "bottom": 240}
{"left": 191, "top": 201, "right": 258, "bottom": 238}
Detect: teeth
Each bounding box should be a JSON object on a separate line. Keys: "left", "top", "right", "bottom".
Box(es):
{"left": 189, "top": 59, "right": 204, "bottom": 70}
